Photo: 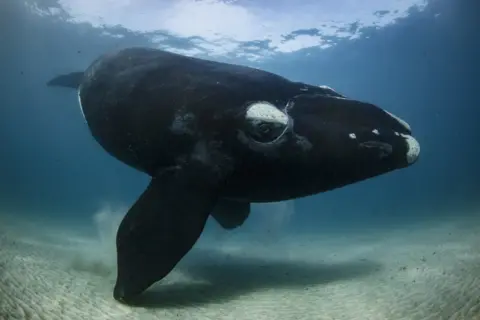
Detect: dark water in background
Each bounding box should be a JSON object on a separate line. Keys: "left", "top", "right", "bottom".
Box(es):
{"left": 0, "top": 0, "right": 479, "bottom": 235}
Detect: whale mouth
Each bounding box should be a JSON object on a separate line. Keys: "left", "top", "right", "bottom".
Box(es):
{"left": 353, "top": 129, "right": 420, "bottom": 169}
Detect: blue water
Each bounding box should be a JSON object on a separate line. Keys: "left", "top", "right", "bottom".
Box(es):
{"left": 1, "top": 0, "right": 479, "bottom": 318}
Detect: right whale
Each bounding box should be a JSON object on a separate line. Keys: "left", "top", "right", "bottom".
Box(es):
{"left": 47, "top": 47, "right": 420, "bottom": 303}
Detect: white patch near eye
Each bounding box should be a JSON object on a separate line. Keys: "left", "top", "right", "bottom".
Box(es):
{"left": 372, "top": 129, "right": 379, "bottom": 135}
{"left": 246, "top": 102, "right": 288, "bottom": 125}
{"left": 77, "top": 90, "right": 86, "bottom": 121}
{"left": 384, "top": 110, "right": 411, "bottom": 132}
{"left": 394, "top": 132, "right": 400, "bottom": 136}
{"left": 349, "top": 133, "right": 356, "bottom": 139}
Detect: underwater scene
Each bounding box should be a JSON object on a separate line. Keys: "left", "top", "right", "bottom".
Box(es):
{"left": 1, "top": 0, "right": 479, "bottom": 319}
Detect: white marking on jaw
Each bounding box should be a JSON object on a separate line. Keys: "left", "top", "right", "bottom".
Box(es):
{"left": 384, "top": 110, "right": 411, "bottom": 132}
{"left": 246, "top": 102, "right": 288, "bottom": 126}
{"left": 372, "top": 129, "right": 379, "bottom": 135}
{"left": 400, "top": 133, "right": 420, "bottom": 164}
{"left": 349, "top": 133, "right": 357, "bottom": 139}
{"left": 77, "top": 90, "right": 86, "bottom": 121}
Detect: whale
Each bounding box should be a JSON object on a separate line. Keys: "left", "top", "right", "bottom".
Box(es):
{"left": 47, "top": 47, "right": 420, "bottom": 304}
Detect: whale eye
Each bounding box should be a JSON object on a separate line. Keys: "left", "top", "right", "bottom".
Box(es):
{"left": 244, "top": 101, "right": 289, "bottom": 143}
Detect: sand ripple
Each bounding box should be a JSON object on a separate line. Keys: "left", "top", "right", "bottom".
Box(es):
{"left": 1, "top": 217, "right": 480, "bottom": 320}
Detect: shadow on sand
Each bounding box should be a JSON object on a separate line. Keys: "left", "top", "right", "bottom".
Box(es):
{"left": 130, "top": 248, "right": 382, "bottom": 308}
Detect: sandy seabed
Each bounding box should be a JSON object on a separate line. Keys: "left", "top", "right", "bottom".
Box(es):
{"left": 0, "top": 212, "right": 479, "bottom": 320}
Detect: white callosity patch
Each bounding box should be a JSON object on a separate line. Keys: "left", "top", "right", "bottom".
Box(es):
{"left": 400, "top": 134, "right": 420, "bottom": 164}
{"left": 372, "top": 129, "right": 379, "bottom": 135}
{"left": 238, "top": 102, "right": 292, "bottom": 154}
{"left": 384, "top": 110, "right": 411, "bottom": 132}
{"left": 318, "top": 85, "right": 335, "bottom": 90}
{"left": 349, "top": 133, "right": 357, "bottom": 139}
{"left": 246, "top": 102, "right": 288, "bottom": 126}
{"left": 318, "top": 85, "right": 346, "bottom": 99}
{"left": 242, "top": 102, "right": 290, "bottom": 146}
{"left": 77, "top": 90, "right": 86, "bottom": 121}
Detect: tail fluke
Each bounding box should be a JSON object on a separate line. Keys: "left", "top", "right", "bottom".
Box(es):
{"left": 47, "top": 71, "right": 84, "bottom": 89}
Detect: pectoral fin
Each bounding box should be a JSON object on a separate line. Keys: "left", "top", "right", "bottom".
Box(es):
{"left": 113, "top": 164, "right": 224, "bottom": 303}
